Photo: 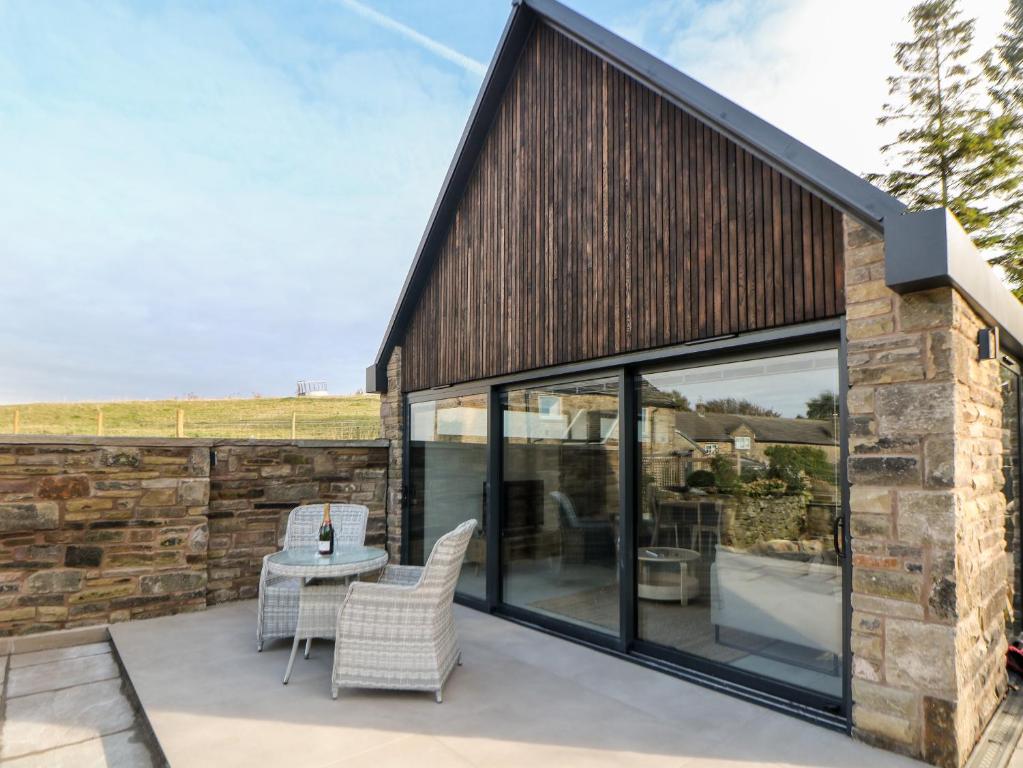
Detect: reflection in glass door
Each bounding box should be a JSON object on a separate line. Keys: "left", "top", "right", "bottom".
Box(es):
{"left": 501, "top": 376, "right": 620, "bottom": 634}
{"left": 637, "top": 349, "right": 842, "bottom": 698}
{"left": 408, "top": 394, "right": 488, "bottom": 600}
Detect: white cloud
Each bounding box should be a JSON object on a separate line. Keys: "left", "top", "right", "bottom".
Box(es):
{"left": 609, "top": 0, "right": 1005, "bottom": 180}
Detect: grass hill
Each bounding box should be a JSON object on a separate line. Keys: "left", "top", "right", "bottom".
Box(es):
{"left": 0, "top": 395, "right": 381, "bottom": 440}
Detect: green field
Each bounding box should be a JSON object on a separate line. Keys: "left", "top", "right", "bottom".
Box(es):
{"left": 0, "top": 395, "right": 382, "bottom": 440}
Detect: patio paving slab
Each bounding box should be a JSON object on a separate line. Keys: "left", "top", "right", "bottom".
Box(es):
{"left": 1, "top": 729, "right": 155, "bottom": 768}
{"left": 5, "top": 649, "right": 119, "bottom": 698}
{"left": 8, "top": 640, "right": 113, "bottom": 669}
{"left": 111, "top": 599, "right": 927, "bottom": 768}
{"left": 1, "top": 677, "right": 136, "bottom": 760}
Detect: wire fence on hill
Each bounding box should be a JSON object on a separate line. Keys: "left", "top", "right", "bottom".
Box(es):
{"left": 185, "top": 418, "right": 381, "bottom": 440}
{"left": 0, "top": 410, "right": 382, "bottom": 441}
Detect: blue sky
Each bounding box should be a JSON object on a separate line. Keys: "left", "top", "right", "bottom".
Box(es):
{"left": 0, "top": 0, "right": 1005, "bottom": 403}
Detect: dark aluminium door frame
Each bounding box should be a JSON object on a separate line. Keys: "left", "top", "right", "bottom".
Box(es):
{"left": 401, "top": 317, "right": 851, "bottom": 731}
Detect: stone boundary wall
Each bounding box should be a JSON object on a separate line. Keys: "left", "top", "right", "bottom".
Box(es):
{"left": 0, "top": 436, "right": 388, "bottom": 635}
{"left": 844, "top": 217, "right": 1007, "bottom": 767}
{"left": 207, "top": 441, "right": 388, "bottom": 604}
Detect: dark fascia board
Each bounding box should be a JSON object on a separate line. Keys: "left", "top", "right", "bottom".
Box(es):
{"left": 367, "top": 0, "right": 908, "bottom": 393}
{"left": 886, "top": 207, "right": 1023, "bottom": 357}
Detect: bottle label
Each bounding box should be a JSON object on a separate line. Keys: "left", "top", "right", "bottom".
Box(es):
{"left": 318, "top": 539, "right": 331, "bottom": 555}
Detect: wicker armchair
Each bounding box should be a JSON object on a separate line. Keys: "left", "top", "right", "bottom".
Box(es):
{"left": 256, "top": 504, "right": 368, "bottom": 652}
{"left": 330, "top": 519, "right": 477, "bottom": 703}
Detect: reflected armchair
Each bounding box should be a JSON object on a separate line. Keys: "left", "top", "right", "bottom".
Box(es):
{"left": 330, "top": 519, "right": 477, "bottom": 703}
{"left": 551, "top": 491, "right": 615, "bottom": 567}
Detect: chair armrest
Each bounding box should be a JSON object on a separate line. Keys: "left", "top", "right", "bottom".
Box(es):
{"left": 335, "top": 579, "right": 422, "bottom": 634}
{"left": 378, "top": 565, "right": 424, "bottom": 587}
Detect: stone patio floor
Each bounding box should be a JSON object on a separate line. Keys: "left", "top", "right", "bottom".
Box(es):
{"left": 106, "top": 600, "right": 928, "bottom": 768}
{"left": 0, "top": 639, "right": 158, "bottom": 766}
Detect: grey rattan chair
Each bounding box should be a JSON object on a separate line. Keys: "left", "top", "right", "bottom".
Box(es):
{"left": 256, "top": 504, "right": 368, "bottom": 652}
{"left": 330, "top": 519, "right": 477, "bottom": 703}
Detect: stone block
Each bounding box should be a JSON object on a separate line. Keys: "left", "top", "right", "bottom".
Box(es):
{"left": 36, "top": 475, "right": 90, "bottom": 500}
{"left": 0, "top": 607, "right": 36, "bottom": 622}
{"left": 264, "top": 482, "right": 319, "bottom": 503}
{"left": 848, "top": 298, "right": 892, "bottom": 320}
{"left": 0, "top": 502, "right": 59, "bottom": 533}
{"left": 68, "top": 584, "right": 135, "bottom": 603}
{"left": 848, "top": 315, "right": 895, "bottom": 338}
{"left": 853, "top": 569, "right": 922, "bottom": 602}
{"left": 101, "top": 448, "right": 141, "bottom": 467}
{"left": 849, "top": 363, "right": 925, "bottom": 386}
{"left": 897, "top": 491, "right": 955, "bottom": 546}
{"left": 874, "top": 382, "right": 954, "bottom": 436}
{"left": 179, "top": 479, "right": 209, "bottom": 505}
{"left": 849, "top": 456, "right": 921, "bottom": 486}
{"left": 139, "top": 571, "right": 205, "bottom": 595}
{"left": 66, "top": 498, "right": 114, "bottom": 513}
{"left": 899, "top": 289, "right": 953, "bottom": 331}
{"left": 64, "top": 546, "right": 103, "bottom": 568}
{"left": 139, "top": 488, "right": 177, "bottom": 507}
{"left": 853, "top": 679, "right": 917, "bottom": 721}
{"left": 850, "top": 487, "right": 891, "bottom": 515}
{"left": 885, "top": 619, "right": 955, "bottom": 693}
{"left": 922, "top": 696, "right": 958, "bottom": 767}
{"left": 853, "top": 704, "right": 916, "bottom": 746}
{"left": 25, "top": 570, "right": 83, "bottom": 594}
{"left": 923, "top": 436, "right": 955, "bottom": 488}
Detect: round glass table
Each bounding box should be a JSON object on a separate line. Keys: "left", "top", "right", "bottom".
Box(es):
{"left": 637, "top": 547, "right": 700, "bottom": 605}
{"left": 266, "top": 546, "right": 389, "bottom": 580}
{"left": 265, "top": 546, "right": 389, "bottom": 683}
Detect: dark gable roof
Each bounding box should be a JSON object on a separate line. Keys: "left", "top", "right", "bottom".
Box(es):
{"left": 675, "top": 412, "right": 836, "bottom": 446}
{"left": 367, "top": 0, "right": 908, "bottom": 392}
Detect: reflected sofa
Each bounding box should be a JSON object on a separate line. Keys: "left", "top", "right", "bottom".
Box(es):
{"left": 709, "top": 546, "right": 841, "bottom": 656}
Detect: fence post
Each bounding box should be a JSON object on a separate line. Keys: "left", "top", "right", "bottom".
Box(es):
{"left": 96, "top": 409, "right": 104, "bottom": 436}
{"left": 12, "top": 409, "right": 19, "bottom": 435}
{"left": 291, "top": 411, "right": 297, "bottom": 440}
{"left": 176, "top": 409, "right": 184, "bottom": 438}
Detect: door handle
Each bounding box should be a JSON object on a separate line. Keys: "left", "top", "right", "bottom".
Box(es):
{"left": 833, "top": 514, "right": 845, "bottom": 559}
{"left": 480, "top": 481, "right": 488, "bottom": 536}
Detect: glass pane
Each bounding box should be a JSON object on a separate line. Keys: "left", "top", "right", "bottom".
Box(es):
{"left": 637, "top": 348, "right": 842, "bottom": 698}
{"left": 1002, "top": 365, "right": 1021, "bottom": 634}
{"left": 502, "top": 376, "right": 620, "bottom": 634}
{"left": 409, "top": 393, "right": 488, "bottom": 599}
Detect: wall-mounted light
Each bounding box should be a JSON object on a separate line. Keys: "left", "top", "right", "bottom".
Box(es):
{"left": 978, "top": 327, "right": 1000, "bottom": 360}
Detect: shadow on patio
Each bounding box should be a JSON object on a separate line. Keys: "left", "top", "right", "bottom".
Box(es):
{"left": 109, "top": 601, "right": 923, "bottom": 768}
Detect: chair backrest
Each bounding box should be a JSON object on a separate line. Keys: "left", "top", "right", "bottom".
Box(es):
{"left": 418, "top": 519, "right": 477, "bottom": 606}
{"left": 283, "top": 504, "right": 369, "bottom": 549}
{"left": 550, "top": 491, "right": 578, "bottom": 527}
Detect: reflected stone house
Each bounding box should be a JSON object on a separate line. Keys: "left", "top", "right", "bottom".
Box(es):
{"left": 368, "top": 1, "right": 1023, "bottom": 765}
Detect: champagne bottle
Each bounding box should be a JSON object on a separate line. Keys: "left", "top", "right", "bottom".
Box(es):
{"left": 318, "top": 503, "right": 334, "bottom": 555}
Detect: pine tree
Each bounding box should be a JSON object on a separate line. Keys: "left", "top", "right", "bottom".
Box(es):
{"left": 981, "top": 0, "right": 1023, "bottom": 289}
{"left": 868, "top": 1, "right": 989, "bottom": 230}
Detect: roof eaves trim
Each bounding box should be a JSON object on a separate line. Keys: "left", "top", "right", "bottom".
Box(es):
{"left": 886, "top": 207, "right": 1023, "bottom": 357}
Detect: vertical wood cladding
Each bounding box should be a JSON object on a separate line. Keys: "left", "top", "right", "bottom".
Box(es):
{"left": 401, "top": 22, "right": 845, "bottom": 392}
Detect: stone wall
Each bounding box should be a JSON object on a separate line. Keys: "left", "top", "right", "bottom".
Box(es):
{"left": 0, "top": 436, "right": 389, "bottom": 635}
{"left": 381, "top": 346, "right": 403, "bottom": 562}
{"left": 0, "top": 440, "right": 209, "bottom": 635}
{"left": 845, "top": 217, "right": 1007, "bottom": 767}
{"left": 206, "top": 441, "right": 387, "bottom": 604}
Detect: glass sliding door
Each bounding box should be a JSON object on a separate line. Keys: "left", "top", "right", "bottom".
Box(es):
{"left": 501, "top": 376, "right": 620, "bottom": 634}
{"left": 637, "top": 348, "right": 843, "bottom": 698}
{"left": 408, "top": 393, "right": 488, "bottom": 600}
{"left": 1002, "top": 361, "right": 1021, "bottom": 635}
